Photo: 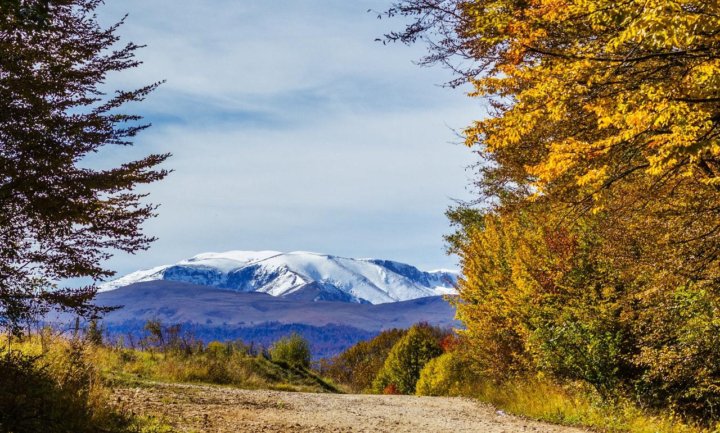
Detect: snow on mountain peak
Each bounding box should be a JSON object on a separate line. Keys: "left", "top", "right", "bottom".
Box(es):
{"left": 187, "top": 250, "right": 282, "bottom": 263}
{"left": 179, "top": 250, "right": 282, "bottom": 273}
{"left": 100, "top": 251, "right": 459, "bottom": 304}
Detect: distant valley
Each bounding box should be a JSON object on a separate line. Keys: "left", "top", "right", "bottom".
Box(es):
{"left": 94, "top": 281, "right": 458, "bottom": 358}
{"left": 89, "top": 251, "right": 461, "bottom": 357}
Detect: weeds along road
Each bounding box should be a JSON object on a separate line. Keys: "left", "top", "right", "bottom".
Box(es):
{"left": 115, "top": 382, "right": 590, "bottom": 433}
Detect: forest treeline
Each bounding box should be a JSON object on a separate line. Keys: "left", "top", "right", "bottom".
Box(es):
{"left": 381, "top": 0, "right": 720, "bottom": 429}
{"left": 103, "top": 319, "right": 375, "bottom": 359}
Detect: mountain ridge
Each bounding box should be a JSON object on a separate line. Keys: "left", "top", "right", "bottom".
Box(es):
{"left": 101, "top": 250, "right": 458, "bottom": 304}
{"left": 94, "top": 280, "right": 458, "bottom": 331}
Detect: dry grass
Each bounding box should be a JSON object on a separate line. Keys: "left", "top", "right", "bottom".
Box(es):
{"left": 469, "top": 377, "right": 719, "bottom": 433}
{"left": 3, "top": 332, "right": 173, "bottom": 432}
{"left": 89, "top": 345, "right": 338, "bottom": 393}
{"left": 6, "top": 331, "right": 336, "bottom": 431}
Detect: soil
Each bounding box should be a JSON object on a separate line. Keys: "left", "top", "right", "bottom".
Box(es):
{"left": 114, "top": 382, "right": 591, "bottom": 433}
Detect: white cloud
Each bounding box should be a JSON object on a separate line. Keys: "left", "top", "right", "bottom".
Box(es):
{"left": 91, "top": 0, "right": 486, "bottom": 276}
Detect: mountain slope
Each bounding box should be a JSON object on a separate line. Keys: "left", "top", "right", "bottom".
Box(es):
{"left": 100, "top": 251, "right": 458, "bottom": 304}
{"left": 89, "top": 280, "right": 459, "bottom": 358}
{"left": 94, "top": 280, "right": 458, "bottom": 331}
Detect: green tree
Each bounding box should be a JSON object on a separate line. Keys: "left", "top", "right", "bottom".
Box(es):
{"left": 85, "top": 318, "right": 103, "bottom": 346}
{"left": 0, "top": 0, "right": 169, "bottom": 334}
{"left": 372, "top": 324, "right": 444, "bottom": 395}
{"left": 449, "top": 207, "right": 636, "bottom": 395}
{"left": 269, "top": 333, "right": 311, "bottom": 369}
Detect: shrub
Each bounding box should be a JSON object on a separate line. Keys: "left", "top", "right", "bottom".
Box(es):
{"left": 269, "top": 333, "right": 311, "bottom": 369}
{"left": 383, "top": 383, "right": 399, "bottom": 395}
{"left": 371, "top": 323, "right": 444, "bottom": 394}
{"left": 415, "top": 350, "right": 482, "bottom": 396}
{"left": 530, "top": 306, "right": 629, "bottom": 399}
{"left": 0, "top": 340, "right": 134, "bottom": 433}
{"left": 321, "top": 328, "right": 406, "bottom": 393}
{"left": 632, "top": 286, "right": 720, "bottom": 416}
{"left": 206, "top": 341, "right": 230, "bottom": 357}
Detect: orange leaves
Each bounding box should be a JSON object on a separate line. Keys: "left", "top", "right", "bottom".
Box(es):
{"left": 453, "top": 0, "right": 720, "bottom": 211}
{"left": 398, "top": 0, "right": 720, "bottom": 416}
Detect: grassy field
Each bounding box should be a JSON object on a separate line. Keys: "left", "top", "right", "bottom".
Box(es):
{"left": 12, "top": 332, "right": 338, "bottom": 393}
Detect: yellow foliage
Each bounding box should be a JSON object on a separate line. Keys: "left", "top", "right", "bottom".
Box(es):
{"left": 415, "top": 351, "right": 482, "bottom": 396}
{"left": 394, "top": 0, "right": 720, "bottom": 426}
{"left": 457, "top": 0, "right": 720, "bottom": 206}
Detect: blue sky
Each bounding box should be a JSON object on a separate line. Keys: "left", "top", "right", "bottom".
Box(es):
{"left": 94, "top": 0, "right": 484, "bottom": 276}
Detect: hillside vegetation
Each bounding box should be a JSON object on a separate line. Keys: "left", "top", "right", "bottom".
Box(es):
{"left": 0, "top": 327, "right": 338, "bottom": 433}
{"left": 96, "top": 324, "right": 337, "bottom": 393}
{"left": 1, "top": 335, "right": 163, "bottom": 433}
{"left": 377, "top": 0, "right": 720, "bottom": 431}
{"left": 323, "top": 325, "right": 714, "bottom": 433}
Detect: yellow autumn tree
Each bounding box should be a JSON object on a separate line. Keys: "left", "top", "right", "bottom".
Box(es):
{"left": 389, "top": 0, "right": 720, "bottom": 420}
{"left": 388, "top": 0, "right": 719, "bottom": 220}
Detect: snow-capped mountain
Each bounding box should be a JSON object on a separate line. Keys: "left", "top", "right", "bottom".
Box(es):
{"left": 100, "top": 251, "right": 458, "bottom": 304}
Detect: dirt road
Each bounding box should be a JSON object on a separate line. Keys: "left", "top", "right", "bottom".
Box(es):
{"left": 115, "top": 382, "right": 589, "bottom": 433}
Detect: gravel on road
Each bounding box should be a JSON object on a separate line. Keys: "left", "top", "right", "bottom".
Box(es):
{"left": 114, "top": 382, "right": 590, "bottom": 433}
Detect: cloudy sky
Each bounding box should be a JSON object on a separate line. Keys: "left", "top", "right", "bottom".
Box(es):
{"left": 94, "top": 0, "right": 484, "bottom": 277}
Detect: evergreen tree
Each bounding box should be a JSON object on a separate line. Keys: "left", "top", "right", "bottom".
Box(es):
{"left": 85, "top": 318, "right": 103, "bottom": 346}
